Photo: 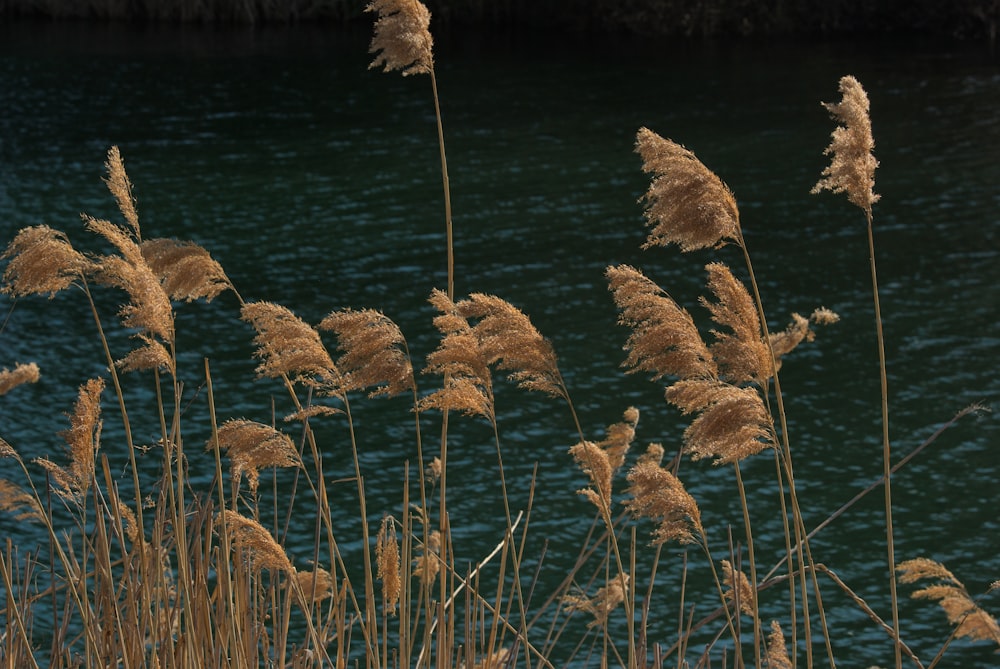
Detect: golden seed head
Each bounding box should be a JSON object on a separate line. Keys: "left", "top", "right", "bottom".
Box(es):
{"left": 635, "top": 127, "right": 740, "bottom": 252}
{"left": 366, "top": 0, "right": 434, "bottom": 76}
{"left": 811, "top": 75, "right": 879, "bottom": 212}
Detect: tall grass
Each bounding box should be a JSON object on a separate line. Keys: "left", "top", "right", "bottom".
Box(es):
{"left": 1, "top": 3, "right": 998, "bottom": 667}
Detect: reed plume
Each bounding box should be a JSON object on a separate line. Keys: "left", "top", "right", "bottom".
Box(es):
{"left": 140, "top": 238, "right": 232, "bottom": 303}
{"left": 606, "top": 264, "right": 717, "bottom": 382}
{"left": 34, "top": 378, "right": 104, "bottom": 502}
{"left": 318, "top": 307, "right": 414, "bottom": 398}
{"left": 87, "top": 217, "right": 173, "bottom": 342}
{"left": 722, "top": 559, "right": 755, "bottom": 617}
{"left": 667, "top": 380, "right": 773, "bottom": 464}
{"left": 220, "top": 509, "right": 295, "bottom": 574}
{"left": 412, "top": 529, "right": 441, "bottom": 586}
{"left": 104, "top": 146, "right": 140, "bottom": 239}
{"left": 366, "top": 0, "right": 434, "bottom": 76}
{"left": 241, "top": 301, "right": 340, "bottom": 389}
{"left": 376, "top": 515, "right": 401, "bottom": 615}
{"left": 765, "top": 620, "right": 793, "bottom": 669}
{"left": 212, "top": 419, "right": 302, "bottom": 494}
{"left": 419, "top": 289, "right": 494, "bottom": 420}
{"left": 897, "top": 558, "right": 1000, "bottom": 645}
{"left": 593, "top": 406, "right": 639, "bottom": 472}
{"left": 0, "top": 362, "right": 39, "bottom": 396}
{"left": 811, "top": 75, "right": 879, "bottom": 212}
{"left": 768, "top": 308, "right": 840, "bottom": 372}
{"left": 635, "top": 127, "right": 740, "bottom": 251}
{"left": 568, "top": 440, "right": 613, "bottom": 515}
{"left": 1, "top": 225, "right": 91, "bottom": 298}
{"left": 458, "top": 292, "right": 567, "bottom": 400}
{"left": 701, "top": 262, "right": 771, "bottom": 385}
{"left": 295, "top": 567, "right": 335, "bottom": 603}
{"left": 624, "top": 447, "right": 702, "bottom": 545}
{"left": 564, "top": 572, "right": 630, "bottom": 629}
{"left": 0, "top": 478, "right": 44, "bottom": 522}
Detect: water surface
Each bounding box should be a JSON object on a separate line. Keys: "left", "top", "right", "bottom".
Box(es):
{"left": 1, "top": 21, "right": 998, "bottom": 666}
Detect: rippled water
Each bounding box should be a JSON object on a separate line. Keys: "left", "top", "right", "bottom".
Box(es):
{"left": 1, "top": 21, "right": 998, "bottom": 666}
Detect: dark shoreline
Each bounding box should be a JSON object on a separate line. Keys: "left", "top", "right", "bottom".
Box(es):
{"left": 1, "top": 0, "right": 997, "bottom": 43}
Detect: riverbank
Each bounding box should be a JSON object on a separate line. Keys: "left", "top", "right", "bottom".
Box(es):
{"left": 0, "top": 0, "right": 997, "bottom": 42}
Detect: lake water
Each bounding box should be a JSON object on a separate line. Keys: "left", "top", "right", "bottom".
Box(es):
{"left": 1, "top": 20, "right": 998, "bottom": 667}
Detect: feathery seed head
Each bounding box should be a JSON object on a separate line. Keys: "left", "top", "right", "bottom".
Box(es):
{"left": 212, "top": 419, "right": 301, "bottom": 494}
{"left": 812, "top": 75, "right": 879, "bottom": 212}
{"left": 636, "top": 127, "right": 740, "bottom": 251}
{"left": 458, "top": 293, "right": 566, "bottom": 399}
{"left": 1, "top": 225, "right": 91, "bottom": 298}
{"left": 241, "top": 301, "right": 340, "bottom": 389}
{"left": 318, "top": 307, "right": 415, "bottom": 398}
{"left": 569, "top": 441, "right": 613, "bottom": 515}
{"left": 766, "top": 621, "right": 793, "bottom": 669}
{"left": 624, "top": 458, "right": 702, "bottom": 545}
{"left": 220, "top": 509, "right": 295, "bottom": 573}
{"left": 140, "top": 238, "right": 232, "bottom": 303}
{"left": 419, "top": 289, "right": 495, "bottom": 421}
{"left": 564, "top": 573, "right": 630, "bottom": 629}
{"left": 0, "top": 362, "right": 40, "bottom": 396}
{"left": 366, "top": 0, "right": 434, "bottom": 76}
{"left": 607, "top": 264, "right": 717, "bottom": 382}
{"left": 702, "top": 263, "right": 771, "bottom": 385}
{"left": 37, "top": 378, "right": 105, "bottom": 503}
{"left": 376, "top": 515, "right": 402, "bottom": 615}
{"left": 0, "top": 479, "right": 45, "bottom": 523}
{"left": 722, "top": 559, "right": 756, "bottom": 617}
{"left": 295, "top": 567, "right": 335, "bottom": 603}
{"left": 104, "top": 146, "right": 140, "bottom": 238}
{"left": 897, "top": 558, "right": 1000, "bottom": 644}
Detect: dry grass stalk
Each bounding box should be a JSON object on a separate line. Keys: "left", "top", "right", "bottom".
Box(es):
{"left": 220, "top": 509, "right": 295, "bottom": 574}
{"left": 765, "top": 620, "right": 793, "bottom": 669}
{"left": 376, "top": 515, "right": 401, "bottom": 615}
{"left": 318, "top": 307, "right": 415, "bottom": 398}
{"left": 811, "top": 75, "right": 879, "bottom": 212}
{"left": 897, "top": 558, "right": 1000, "bottom": 645}
{"left": 212, "top": 419, "right": 302, "bottom": 493}
{"left": 701, "top": 262, "right": 771, "bottom": 385}
{"left": 34, "top": 378, "right": 104, "bottom": 503}
{"left": 564, "top": 572, "right": 630, "bottom": 629}
{"left": 0, "top": 479, "right": 45, "bottom": 522}
{"left": 241, "top": 301, "right": 340, "bottom": 389}
{"left": 140, "top": 238, "right": 232, "bottom": 303}
{"left": 366, "top": 0, "right": 434, "bottom": 76}
{"left": 1, "top": 225, "right": 91, "bottom": 298}
{"left": 103, "top": 146, "right": 140, "bottom": 238}
{"left": 635, "top": 127, "right": 740, "bottom": 251}
{"left": 607, "top": 264, "right": 717, "bottom": 382}
{"left": 419, "top": 289, "right": 494, "bottom": 420}
{"left": 722, "top": 559, "right": 755, "bottom": 617}
{"left": 458, "top": 293, "right": 567, "bottom": 400}
{"left": 0, "top": 362, "right": 40, "bottom": 396}
{"left": 624, "top": 450, "right": 702, "bottom": 545}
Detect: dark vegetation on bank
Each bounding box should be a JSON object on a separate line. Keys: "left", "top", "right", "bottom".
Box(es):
{"left": 1, "top": 0, "right": 998, "bottom": 42}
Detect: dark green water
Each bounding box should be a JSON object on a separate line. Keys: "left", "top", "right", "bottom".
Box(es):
{"left": 1, "top": 21, "right": 998, "bottom": 667}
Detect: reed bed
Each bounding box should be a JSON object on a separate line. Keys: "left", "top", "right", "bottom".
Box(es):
{"left": 0, "top": 2, "right": 997, "bottom": 667}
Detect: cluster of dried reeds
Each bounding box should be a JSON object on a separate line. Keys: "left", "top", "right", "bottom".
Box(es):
{"left": 0, "top": 3, "right": 996, "bottom": 667}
